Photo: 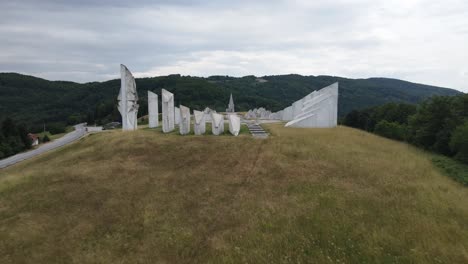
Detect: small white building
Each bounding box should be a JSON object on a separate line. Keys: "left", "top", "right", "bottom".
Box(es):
{"left": 28, "top": 133, "right": 39, "bottom": 146}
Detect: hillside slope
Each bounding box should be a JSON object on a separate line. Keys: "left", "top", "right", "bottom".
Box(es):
{"left": 0, "top": 73, "right": 461, "bottom": 131}
{"left": 1, "top": 125, "right": 467, "bottom": 263}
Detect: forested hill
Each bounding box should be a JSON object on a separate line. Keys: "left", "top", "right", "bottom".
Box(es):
{"left": 0, "top": 72, "right": 462, "bottom": 132}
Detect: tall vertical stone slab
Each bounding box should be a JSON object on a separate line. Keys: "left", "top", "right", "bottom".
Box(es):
{"left": 179, "top": 105, "right": 191, "bottom": 135}
{"left": 118, "top": 64, "right": 139, "bottom": 131}
{"left": 161, "top": 89, "right": 175, "bottom": 133}
{"left": 228, "top": 114, "right": 241, "bottom": 136}
{"left": 147, "top": 91, "right": 159, "bottom": 128}
{"left": 211, "top": 112, "right": 224, "bottom": 135}
{"left": 193, "top": 110, "right": 206, "bottom": 135}
{"left": 175, "top": 107, "right": 181, "bottom": 125}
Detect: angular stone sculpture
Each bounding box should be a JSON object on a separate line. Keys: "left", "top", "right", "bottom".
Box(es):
{"left": 203, "top": 107, "right": 214, "bottom": 122}
{"left": 175, "top": 107, "right": 181, "bottom": 125}
{"left": 179, "top": 105, "right": 191, "bottom": 135}
{"left": 193, "top": 110, "right": 206, "bottom": 135}
{"left": 228, "top": 114, "right": 241, "bottom": 136}
{"left": 147, "top": 91, "right": 159, "bottom": 128}
{"left": 118, "top": 64, "right": 139, "bottom": 131}
{"left": 161, "top": 89, "right": 175, "bottom": 133}
{"left": 285, "top": 82, "right": 339, "bottom": 128}
{"left": 282, "top": 106, "right": 293, "bottom": 121}
{"left": 292, "top": 99, "right": 303, "bottom": 119}
{"left": 211, "top": 112, "right": 224, "bottom": 135}
{"left": 226, "top": 93, "right": 235, "bottom": 112}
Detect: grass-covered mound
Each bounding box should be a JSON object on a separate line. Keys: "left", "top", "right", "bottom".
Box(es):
{"left": 1, "top": 125, "right": 467, "bottom": 263}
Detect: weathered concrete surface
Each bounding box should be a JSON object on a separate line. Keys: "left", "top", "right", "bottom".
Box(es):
{"left": 148, "top": 91, "right": 159, "bottom": 128}
{"left": 118, "top": 64, "right": 139, "bottom": 131}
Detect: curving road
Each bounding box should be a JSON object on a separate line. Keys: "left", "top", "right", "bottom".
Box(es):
{"left": 0, "top": 123, "right": 87, "bottom": 169}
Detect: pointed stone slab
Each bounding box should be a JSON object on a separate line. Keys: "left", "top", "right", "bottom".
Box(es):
{"left": 148, "top": 91, "right": 159, "bottom": 128}
{"left": 228, "top": 114, "right": 241, "bottom": 136}
{"left": 118, "top": 64, "right": 139, "bottom": 131}
{"left": 193, "top": 110, "right": 206, "bottom": 135}
{"left": 179, "top": 105, "right": 191, "bottom": 135}
{"left": 161, "top": 89, "right": 175, "bottom": 133}
{"left": 211, "top": 112, "right": 224, "bottom": 135}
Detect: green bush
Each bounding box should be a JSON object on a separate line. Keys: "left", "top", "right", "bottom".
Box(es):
{"left": 47, "top": 123, "right": 66, "bottom": 135}
{"left": 450, "top": 121, "right": 468, "bottom": 164}
{"left": 374, "top": 120, "right": 407, "bottom": 141}
{"left": 42, "top": 134, "right": 50, "bottom": 143}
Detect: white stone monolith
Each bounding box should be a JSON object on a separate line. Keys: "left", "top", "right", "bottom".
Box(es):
{"left": 162, "top": 89, "right": 175, "bottom": 133}
{"left": 211, "top": 112, "right": 224, "bottom": 135}
{"left": 193, "top": 110, "right": 206, "bottom": 135}
{"left": 228, "top": 114, "right": 241, "bottom": 136}
{"left": 148, "top": 91, "right": 159, "bottom": 128}
{"left": 179, "top": 105, "right": 191, "bottom": 135}
{"left": 118, "top": 64, "right": 139, "bottom": 131}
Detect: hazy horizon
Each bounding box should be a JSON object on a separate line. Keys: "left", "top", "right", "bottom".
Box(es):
{"left": 1, "top": 70, "right": 464, "bottom": 92}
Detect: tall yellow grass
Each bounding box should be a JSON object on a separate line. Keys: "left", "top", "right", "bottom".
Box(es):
{"left": 0, "top": 124, "right": 467, "bottom": 263}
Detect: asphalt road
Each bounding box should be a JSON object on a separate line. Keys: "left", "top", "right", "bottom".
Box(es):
{"left": 0, "top": 123, "right": 87, "bottom": 169}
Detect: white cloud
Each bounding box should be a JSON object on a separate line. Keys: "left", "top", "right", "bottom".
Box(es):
{"left": 0, "top": 0, "right": 467, "bottom": 92}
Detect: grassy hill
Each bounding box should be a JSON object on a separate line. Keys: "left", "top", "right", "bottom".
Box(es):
{"left": 0, "top": 73, "right": 461, "bottom": 131}
{"left": 1, "top": 125, "right": 467, "bottom": 263}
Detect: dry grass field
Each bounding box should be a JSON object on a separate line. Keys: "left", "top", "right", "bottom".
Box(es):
{"left": 1, "top": 124, "right": 467, "bottom": 263}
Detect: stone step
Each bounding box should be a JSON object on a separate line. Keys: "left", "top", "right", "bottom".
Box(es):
{"left": 247, "top": 123, "right": 269, "bottom": 138}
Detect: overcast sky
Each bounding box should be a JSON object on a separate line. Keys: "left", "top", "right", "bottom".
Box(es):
{"left": 0, "top": 0, "right": 467, "bottom": 92}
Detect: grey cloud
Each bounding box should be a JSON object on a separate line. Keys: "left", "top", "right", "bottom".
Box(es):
{"left": 0, "top": 0, "right": 466, "bottom": 92}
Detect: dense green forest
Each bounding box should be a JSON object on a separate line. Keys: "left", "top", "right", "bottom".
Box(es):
{"left": 0, "top": 73, "right": 461, "bottom": 133}
{"left": 343, "top": 94, "right": 468, "bottom": 174}
{"left": 0, "top": 118, "right": 32, "bottom": 159}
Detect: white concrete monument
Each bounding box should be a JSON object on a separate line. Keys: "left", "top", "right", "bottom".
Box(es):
{"left": 282, "top": 106, "right": 293, "bottom": 121}
{"left": 285, "top": 82, "right": 339, "bottom": 128}
{"left": 203, "top": 107, "right": 214, "bottom": 122}
{"left": 292, "top": 99, "right": 303, "bottom": 119}
{"left": 211, "top": 112, "right": 224, "bottom": 135}
{"left": 175, "top": 107, "right": 181, "bottom": 125}
{"left": 147, "top": 91, "right": 159, "bottom": 128}
{"left": 179, "top": 105, "right": 191, "bottom": 135}
{"left": 162, "top": 89, "right": 175, "bottom": 133}
{"left": 118, "top": 64, "right": 139, "bottom": 131}
{"left": 193, "top": 110, "right": 206, "bottom": 135}
{"left": 228, "top": 114, "right": 241, "bottom": 136}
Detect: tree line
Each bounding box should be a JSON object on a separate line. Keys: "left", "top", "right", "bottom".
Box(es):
{"left": 343, "top": 94, "right": 468, "bottom": 165}
{"left": 0, "top": 118, "right": 32, "bottom": 159}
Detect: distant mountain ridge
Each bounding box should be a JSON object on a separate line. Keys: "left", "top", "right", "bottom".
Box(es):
{"left": 0, "top": 72, "right": 462, "bottom": 131}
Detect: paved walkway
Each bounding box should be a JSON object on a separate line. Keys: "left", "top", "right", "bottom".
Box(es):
{"left": 0, "top": 123, "right": 88, "bottom": 169}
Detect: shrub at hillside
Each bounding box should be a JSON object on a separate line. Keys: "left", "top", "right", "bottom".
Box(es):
{"left": 47, "top": 122, "right": 67, "bottom": 135}
{"left": 407, "top": 96, "right": 459, "bottom": 155}
{"left": 450, "top": 122, "right": 468, "bottom": 163}
{"left": 374, "top": 120, "right": 407, "bottom": 141}
{"left": 343, "top": 103, "right": 416, "bottom": 132}
{"left": 343, "top": 94, "right": 468, "bottom": 165}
